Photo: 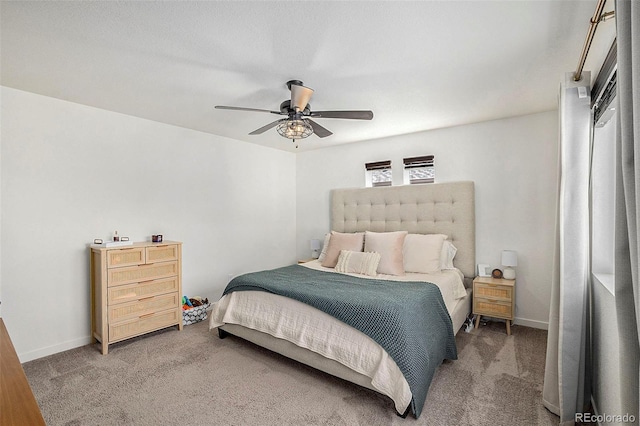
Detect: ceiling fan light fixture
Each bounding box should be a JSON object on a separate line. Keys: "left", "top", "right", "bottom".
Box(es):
{"left": 276, "top": 119, "right": 313, "bottom": 139}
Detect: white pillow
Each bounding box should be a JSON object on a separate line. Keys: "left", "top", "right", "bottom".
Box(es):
{"left": 364, "top": 231, "right": 408, "bottom": 276}
{"left": 317, "top": 233, "right": 331, "bottom": 262}
{"left": 403, "top": 233, "right": 448, "bottom": 274}
{"left": 335, "top": 250, "right": 381, "bottom": 277}
{"left": 440, "top": 240, "right": 458, "bottom": 270}
{"left": 321, "top": 231, "right": 365, "bottom": 268}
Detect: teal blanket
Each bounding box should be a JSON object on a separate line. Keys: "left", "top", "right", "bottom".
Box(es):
{"left": 222, "top": 265, "right": 457, "bottom": 418}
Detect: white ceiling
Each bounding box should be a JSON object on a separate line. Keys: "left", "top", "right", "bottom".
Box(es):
{"left": 0, "top": 1, "right": 616, "bottom": 153}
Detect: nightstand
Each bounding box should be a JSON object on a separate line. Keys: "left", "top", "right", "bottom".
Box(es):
{"left": 297, "top": 258, "right": 316, "bottom": 264}
{"left": 473, "top": 276, "right": 515, "bottom": 335}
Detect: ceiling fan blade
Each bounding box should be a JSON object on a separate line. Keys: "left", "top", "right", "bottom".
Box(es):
{"left": 215, "top": 105, "right": 282, "bottom": 115}
{"left": 309, "top": 110, "right": 374, "bottom": 120}
{"left": 249, "top": 119, "right": 286, "bottom": 135}
{"left": 290, "top": 84, "right": 314, "bottom": 111}
{"left": 306, "top": 119, "right": 333, "bottom": 138}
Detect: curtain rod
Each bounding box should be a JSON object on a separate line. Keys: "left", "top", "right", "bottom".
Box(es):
{"left": 573, "top": 0, "right": 615, "bottom": 82}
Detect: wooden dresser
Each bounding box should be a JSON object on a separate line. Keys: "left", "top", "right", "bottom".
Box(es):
{"left": 1, "top": 319, "right": 46, "bottom": 425}
{"left": 90, "top": 241, "right": 183, "bottom": 354}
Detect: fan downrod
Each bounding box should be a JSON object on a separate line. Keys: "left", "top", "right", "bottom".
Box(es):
{"left": 286, "top": 80, "right": 304, "bottom": 90}
{"left": 279, "top": 100, "right": 310, "bottom": 115}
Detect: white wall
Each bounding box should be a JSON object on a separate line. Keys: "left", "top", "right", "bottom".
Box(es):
{"left": 296, "top": 111, "right": 558, "bottom": 328}
{"left": 0, "top": 87, "right": 296, "bottom": 361}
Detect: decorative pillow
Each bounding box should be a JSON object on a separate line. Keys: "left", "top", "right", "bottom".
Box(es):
{"left": 440, "top": 240, "right": 458, "bottom": 270}
{"left": 317, "top": 233, "right": 331, "bottom": 262}
{"left": 364, "top": 231, "right": 408, "bottom": 276}
{"left": 321, "top": 231, "right": 365, "bottom": 268}
{"left": 335, "top": 250, "right": 381, "bottom": 277}
{"left": 403, "top": 233, "right": 448, "bottom": 274}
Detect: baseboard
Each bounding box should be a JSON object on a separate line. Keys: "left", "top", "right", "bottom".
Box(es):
{"left": 514, "top": 316, "right": 549, "bottom": 330}
{"left": 18, "top": 336, "right": 92, "bottom": 363}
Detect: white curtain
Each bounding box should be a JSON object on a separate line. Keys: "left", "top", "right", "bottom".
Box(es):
{"left": 543, "top": 72, "right": 592, "bottom": 425}
{"left": 614, "top": 0, "right": 640, "bottom": 421}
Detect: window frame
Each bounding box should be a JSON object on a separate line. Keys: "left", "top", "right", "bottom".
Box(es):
{"left": 403, "top": 155, "right": 435, "bottom": 185}
{"left": 365, "top": 160, "right": 392, "bottom": 187}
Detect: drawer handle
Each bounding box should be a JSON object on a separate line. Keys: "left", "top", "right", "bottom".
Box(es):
{"left": 487, "top": 299, "right": 498, "bottom": 303}
{"left": 139, "top": 313, "right": 154, "bottom": 319}
{"left": 155, "top": 245, "right": 168, "bottom": 248}
{"left": 139, "top": 280, "right": 154, "bottom": 284}
{"left": 119, "top": 248, "right": 135, "bottom": 251}
{"left": 138, "top": 296, "right": 154, "bottom": 302}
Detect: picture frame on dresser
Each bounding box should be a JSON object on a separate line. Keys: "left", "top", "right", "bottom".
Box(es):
{"left": 477, "top": 264, "right": 491, "bottom": 277}
{"left": 89, "top": 241, "right": 183, "bottom": 354}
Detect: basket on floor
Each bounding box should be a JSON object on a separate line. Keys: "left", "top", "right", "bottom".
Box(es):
{"left": 182, "top": 302, "right": 211, "bottom": 325}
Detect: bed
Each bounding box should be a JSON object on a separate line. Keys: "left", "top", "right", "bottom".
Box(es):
{"left": 209, "top": 181, "right": 475, "bottom": 418}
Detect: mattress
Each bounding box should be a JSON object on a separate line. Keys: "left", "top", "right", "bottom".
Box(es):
{"left": 209, "top": 261, "right": 467, "bottom": 414}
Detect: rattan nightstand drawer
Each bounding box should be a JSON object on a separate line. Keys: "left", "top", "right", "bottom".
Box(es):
{"left": 474, "top": 298, "right": 513, "bottom": 319}
{"left": 474, "top": 283, "right": 512, "bottom": 302}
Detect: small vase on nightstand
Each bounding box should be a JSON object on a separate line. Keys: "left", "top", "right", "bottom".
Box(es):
{"left": 503, "top": 267, "right": 516, "bottom": 280}
{"left": 501, "top": 250, "right": 517, "bottom": 279}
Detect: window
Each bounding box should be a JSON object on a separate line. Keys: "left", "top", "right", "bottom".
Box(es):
{"left": 591, "top": 110, "right": 616, "bottom": 293}
{"left": 365, "top": 161, "right": 392, "bottom": 187}
{"left": 590, "top": 39, "right": 616, "bottom": 294}
{"left": 403, "top": 155, "right": 434, "bottom": 185}
{"left": 592, "top": 39, "right": 617, "bottom": 128}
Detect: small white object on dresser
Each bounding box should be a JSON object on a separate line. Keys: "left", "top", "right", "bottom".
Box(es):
{"left": 90, "top": 241, "right": 183, "bottom": 354}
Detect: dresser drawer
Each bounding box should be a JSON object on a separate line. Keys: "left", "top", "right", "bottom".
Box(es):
{"left": 146, "top": 244, "right": 179, "bottom": 263}
{"left": 108, "top": 277, "right": 179, "bottom": 305}
{"left": 108, "top": 261, "right": 179, "bottom": 287}
{"left": 108, "top": 293, "right": 179, "bottom": 322}
{"left": 474, "top": 298, "right": 513, "bottom": 319}
{"left": 474, "top": 283, "right": 512, "bottom": 302}
{"left": 109, "top": 308, "right": 181, "bottom": 342}
{"left": 107, "top": 247, "right": 146, "bottom": 268}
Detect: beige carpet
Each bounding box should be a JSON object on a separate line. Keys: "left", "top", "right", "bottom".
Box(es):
{"left": 23, "top": 320, "right": 559, "bottom": 425}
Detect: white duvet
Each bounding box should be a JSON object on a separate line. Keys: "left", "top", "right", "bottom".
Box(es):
{"left": 209, "top": 260, "right": 466, "bottom": 414}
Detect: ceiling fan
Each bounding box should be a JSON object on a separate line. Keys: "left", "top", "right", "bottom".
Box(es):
{"left": 215, "top": 80, "right": 374, "bottom": 147}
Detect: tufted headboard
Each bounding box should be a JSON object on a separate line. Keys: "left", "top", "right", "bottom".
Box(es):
{"left": 330, "top": 181, "right": 476, "bottom": 280}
